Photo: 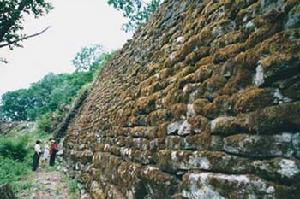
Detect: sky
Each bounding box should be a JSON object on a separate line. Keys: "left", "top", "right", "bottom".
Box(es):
{"left": 0, "top": 0, "right": 132, "bottom": 97}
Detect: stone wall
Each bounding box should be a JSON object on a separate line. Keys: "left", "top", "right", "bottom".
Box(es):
{"left": 64, "top": 0, "right": 300, "bottom": 198}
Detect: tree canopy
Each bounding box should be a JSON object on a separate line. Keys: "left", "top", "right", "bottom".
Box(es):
{"left": 72, "top": 44, "right": 104, "bottom": 72}
{"left": 0, "top": 50, "right": 113, "bottom": 121}
{"left": 0, "top": 72, "right": 92, "bottom": 121}
{"left": 107, "top": 0, "right": 161, "bottom": 32}
{"left": 0, "top": 0, "right": 52, "bottom": 50}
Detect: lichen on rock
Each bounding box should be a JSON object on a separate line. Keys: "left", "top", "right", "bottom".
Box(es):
{"left": 63, "top": 0, "right": 300, "bottom": 198}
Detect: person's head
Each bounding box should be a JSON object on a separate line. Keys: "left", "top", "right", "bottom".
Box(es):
{"left": 36, "top": 140, "right": 41, "bottom": 144}
{"left": 51, "top": 139, "right": 56, "bottom": 143}
{"left": 45, "top": 140, "right": 48, "bottom": 144}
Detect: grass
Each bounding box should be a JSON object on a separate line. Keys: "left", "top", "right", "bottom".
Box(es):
{"left": 0, "top": 124, "right": 80, "bottom": 198}
{"left": 0, "top": 133, "right": 32, "bottom": 192}
{"left": 0, "top": 157, "right": 30, "bottom": 184}
{"left": 0, "top": 128, "right": 51, "bottom": 193}
{"left": 13, "top": 181, "right": 33, "bottom": 193}
{"left": 0, "top": 155, "right": 33, "bottom": 193}
{"left": 67, "top": 178, "right": 80, "bottom": 199}
{"left": 68, "top": 178, "right": 78, "bottom": 193}
{"left": 0, "top": 135, "right": 29, "bottom": 161}
{"left": 44, "top": 164, "right": 57, "bottom": 172}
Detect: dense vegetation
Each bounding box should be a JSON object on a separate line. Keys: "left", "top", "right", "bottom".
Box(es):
{"left": 0, "top": 135, "right": 31, "bottom": 190}
{"left": 1, "top": 73, "right": 92, "bottom": 120}
{"left": 0, "top": 136, "right": 28, "bottom": 161}
{"left": 0, "top": 48, "right": 113, "bottom": 124}
{"left": 0, "top": 72, "right": 92, "bottom": 121}
{"left": 0, "top": 129, "right": 51, "bottom": 192}
{"left": 0, "top": 156, "right": 31, "bottom": 187}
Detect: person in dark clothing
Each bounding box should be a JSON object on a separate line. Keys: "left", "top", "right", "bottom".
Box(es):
{"left": 49, "top": 138, "right": 58, "bottom": 166}
{"left": 32, "top": 140, "right": 41, "bottom": 171}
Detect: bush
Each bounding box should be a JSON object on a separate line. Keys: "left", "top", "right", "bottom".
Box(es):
{"left": 37, "top": 112, "right": 52, "bottom": 133}
{"left": 0, "top": 131, "right": 48, "bottom": 193}
{"left": 0, "top": 136, "right": 29, "bottom": 161}
{"left": 0, "top": 157, "right": 31, "bottom": 186}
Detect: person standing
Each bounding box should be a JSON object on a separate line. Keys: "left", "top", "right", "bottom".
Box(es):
{"left": 49, "top": 138, "right": 58, "bottom": 166}
{"left": 32, "top": 140, "right": 41, "bottom": 171}
{"left": 43, "top": 140, "right": 50, "bottom": 166}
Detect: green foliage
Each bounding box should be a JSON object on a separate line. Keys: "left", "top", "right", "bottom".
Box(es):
{"left": 0, "top": 134, "right": 32, "bottom": 188}
{"left": 18, "top": 181, "right": 32, "bottom": 191}
{"left": 0, "top": 157, "right": 30, "bottom": 186}
{"left": 0, "top": 0, "right": 52, "bottom": 50}
{"left": 0, "top": 136, "right": 29, "bottom": 161}
{"left": 0, "top": 89, "right": 30, "bottom": 120}
{"left": 72, "top": 44, "right": 104, "bottom": 72}
{"left": 65, "top": 177, "right": 80, "bottom": 199}
{"left": 0, "top": 50, "right": 113, "bottom": 122}
{"left": 68, "top": 179, "right": 78, "bottom": 193}
{"left": 0, "top": 129, "right": 50, "bottom": 192}
{"left": 0, "top": 72, "right": 92, "bottom": 121}
{"left": 107, "top": 0, "right": 161, "bottom": 32}
{"left": 37, "top": 112, "right": 52, "bottom": 133}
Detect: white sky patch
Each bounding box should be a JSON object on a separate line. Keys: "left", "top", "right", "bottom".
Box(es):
{"left": 0, "top": 0, "right": 132, "bottom": 97}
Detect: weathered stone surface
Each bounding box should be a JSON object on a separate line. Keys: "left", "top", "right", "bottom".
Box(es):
{"left": 249, "top": 102, "right": 300, "bottom": 134}
{"left": 285, "top": 4, "right": 300, "bottom": 29}
{"left": 158, "top": 150, "right": 252, "bottom": 174}
{"left": 210, "top": 115, "right": 249, "bottom": 135}
{"left": 224, "top": 133, "right": 295, "bottom": 158}
{"left": 292, "top": 133, "right": 300, "bottom": 158}
{"left": 181, "top": 172, "right": 297, "bottom": 199}
{"left": 63, "top": 0, "right": 300, "bottom": 198}
{"left": 252, "top": 158, "right": 300, "bottom": 184}
{"left": 232, "top": 87, "right": 274, "bottom": 113}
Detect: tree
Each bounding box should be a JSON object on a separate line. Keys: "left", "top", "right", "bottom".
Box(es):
{"left": 0, "top": 72, "right": 92, "bottom": 121}
{"left": 0, "top": 89, "right": 32, "bottom": 121}
{"left": 0, "top": 51, "right": 113, "bottom": 121}
{"left": 0, "top": 0, "right": 52, "bottom": 50}
{"left": 107, "top": 0, "right": 161, "bottom": 32}
{"left": 72, "top": 44, "right": 104, "bottom": 72}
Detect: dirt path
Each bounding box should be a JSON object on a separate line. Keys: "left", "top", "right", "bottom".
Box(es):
{"left": 17, "top": 168, "right": 80, "bottom": 199}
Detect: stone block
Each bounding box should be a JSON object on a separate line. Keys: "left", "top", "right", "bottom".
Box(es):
{"left": 181, "top": 172, "right": 290, "bottom": 199}
{"left": 224, "top": 133, "right": 295, "bottom": 158}
{"left": 210, "top": 115, "right": 249, "bottom": 135}
{"left": 249, "top": 102, "right": 300, "bottom": 134}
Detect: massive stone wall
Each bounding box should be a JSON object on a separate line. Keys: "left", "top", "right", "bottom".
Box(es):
{"left": 64, "top": 0, "right": 300, "bottom": 198}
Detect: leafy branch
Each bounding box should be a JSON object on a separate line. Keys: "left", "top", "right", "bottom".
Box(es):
{"left": 0, "top": 26, "right": 50, "bottom": 49}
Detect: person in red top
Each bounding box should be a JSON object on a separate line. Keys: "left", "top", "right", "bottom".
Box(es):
{"left": 49, "top": 138, "right": 58, "bottom": 166}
